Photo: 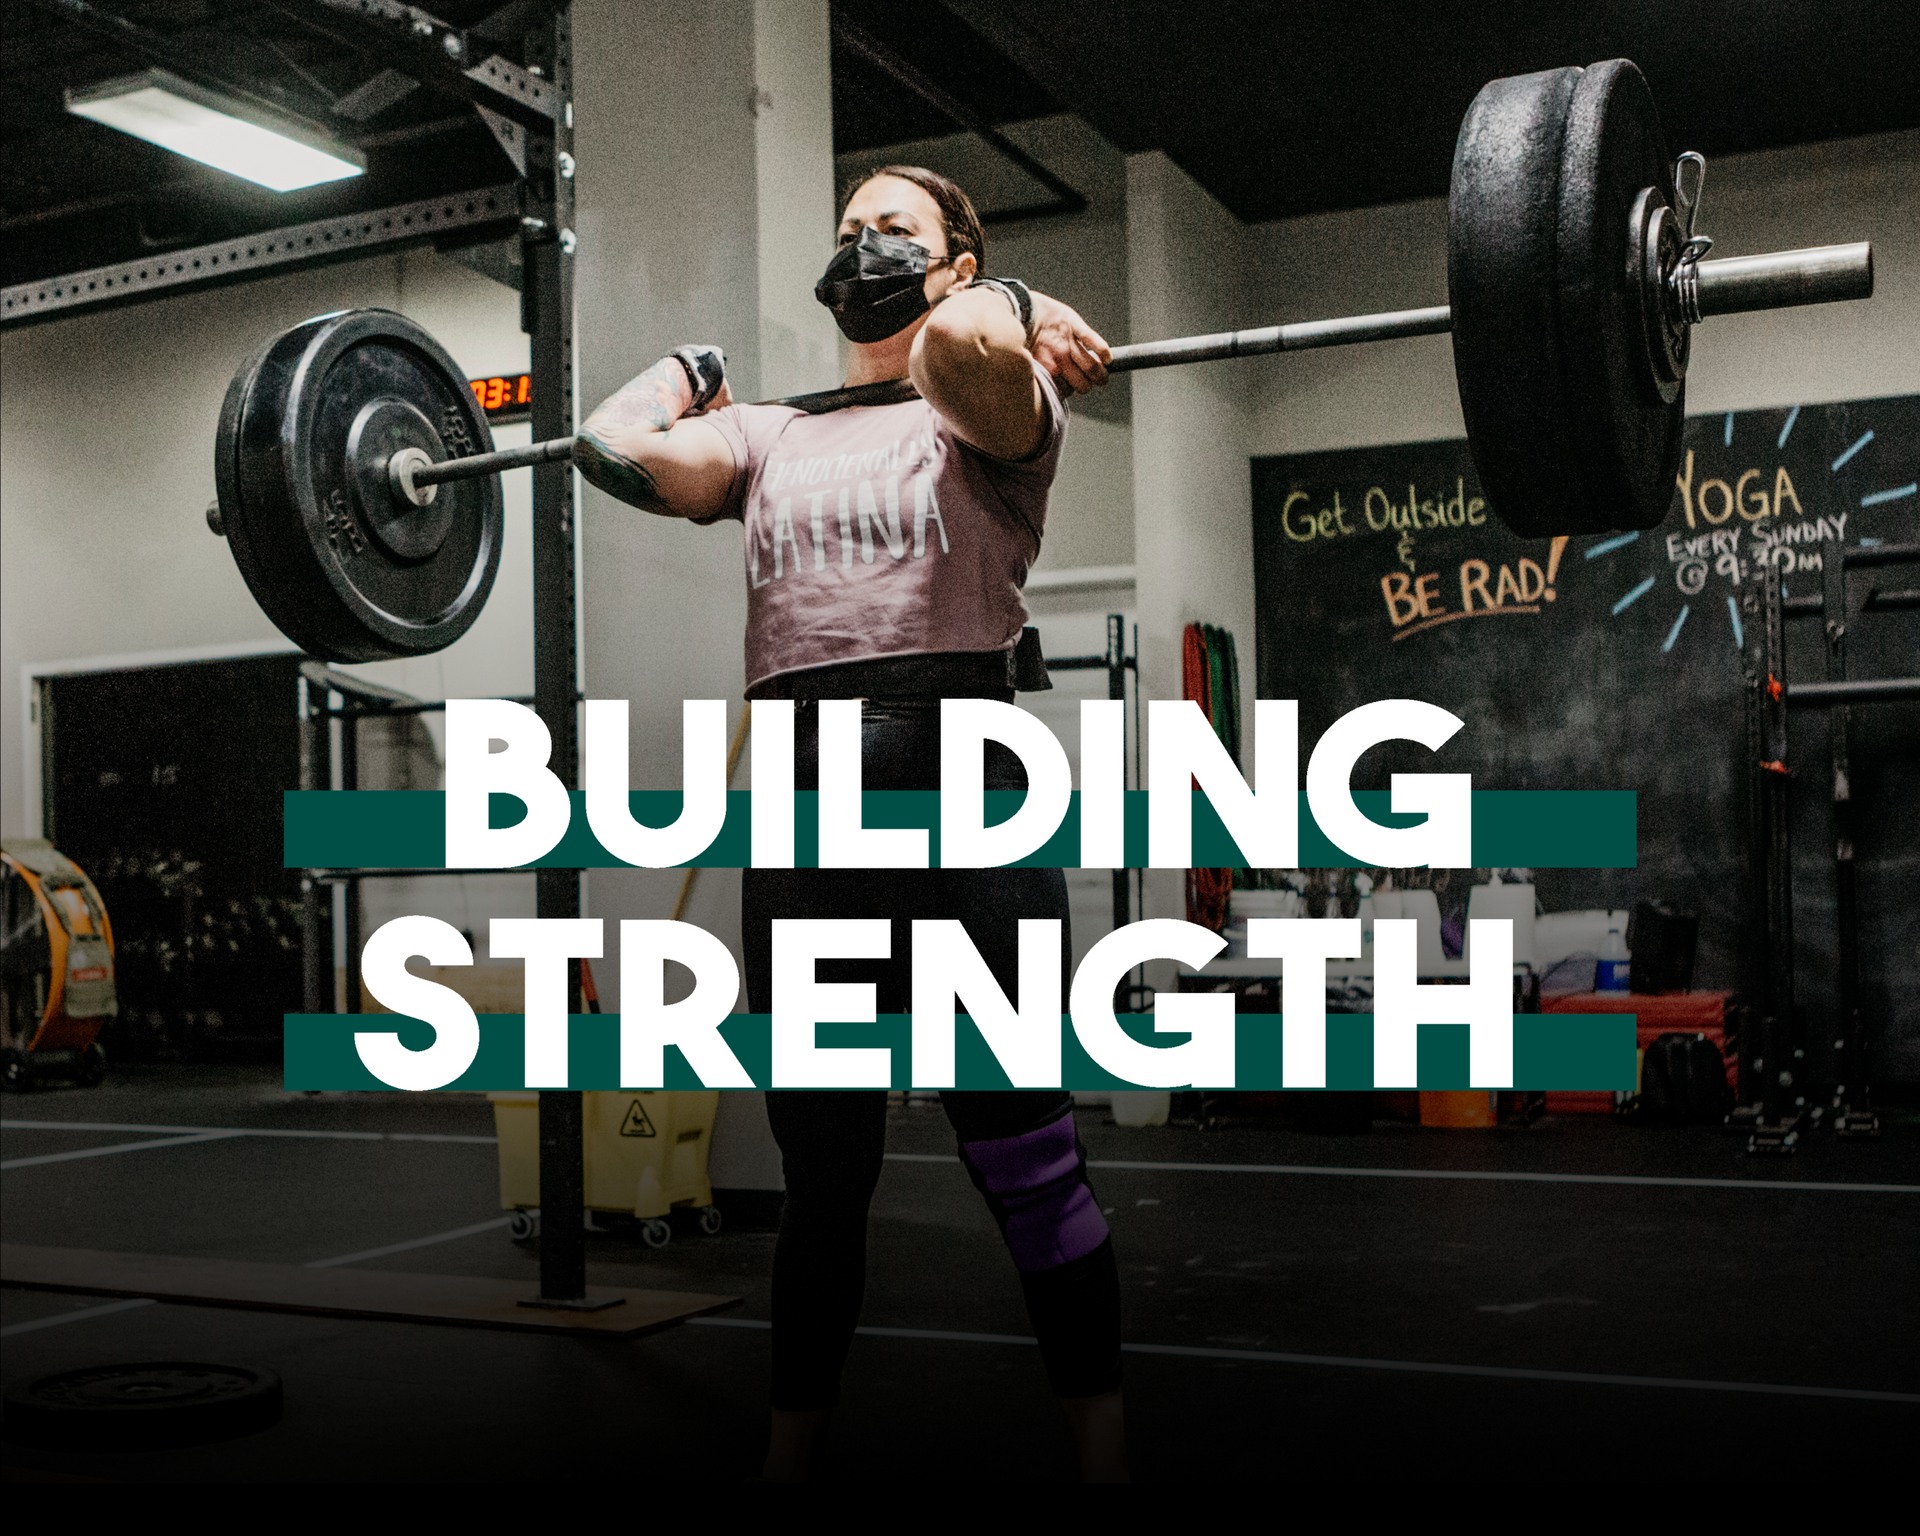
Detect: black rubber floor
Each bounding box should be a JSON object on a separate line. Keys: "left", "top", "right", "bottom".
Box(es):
{"left": 3, "top": 1068, "right": 1915, "bottom": 1482}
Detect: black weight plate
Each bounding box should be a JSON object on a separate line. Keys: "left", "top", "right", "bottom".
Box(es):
{"left": 4, "top": 1361, "right": 282, "bottom": 1449}
{"left": 1450, "top": 60, "right": 1683, "bottom": 538}
{"left": 214, "top": 326, "right": 286, "bottom": 641}
{"left": 1449, "top": 65, "right": 1581, "bottom": 541}
{"left": 218, "top": 308, "right": 502, "bottom": 661}
{"left": 1557, "top": 61, "right": 1685, "bottom": 531}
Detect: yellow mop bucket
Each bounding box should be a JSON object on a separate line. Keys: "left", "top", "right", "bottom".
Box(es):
{"left": 489, "top": 1089, "right": 722, "bottom": 1247}
{"left": 488, "top": 765, "right": 750, "bottom": 1250}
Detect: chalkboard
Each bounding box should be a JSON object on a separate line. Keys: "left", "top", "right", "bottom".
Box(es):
{"left": 1252, "top": 395, "right": 1919, "bottom": 1083}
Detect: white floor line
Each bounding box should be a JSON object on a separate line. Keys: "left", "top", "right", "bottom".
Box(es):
{"left": 304, "top": 1217, "right": 514, "bottom": 1269}
{"left": 690, "top": 1317, "right": 1037, "bottom": 1347}
{"left": 2, "top": 1118, "right": 495, "bottom": 1146}
{"left": 0, "top": 1297, "right": 156, "bottom": 1338}
{"left": 858, "top": 1324, "right": 1040, "bottom": 1346}
{"left": 9, "top": 1123, "right": 1911, "bottom": 1194}
{"left": 0, "top": 1130, "right": 243, "bottom": 1171}
{"left": 8, "top": 1236, "right": 1911, "bottom": 1406}
{"left": 4, "top": 1118, "right": 379, "bottom": 1139}
{"left": 6, "top": 1120, "right": 1910, "bottom": 1195}
{"left": 683, "top": 1317, "right": 1920, "bottom": 1404}
{"left": 882, "top": 1152, "right": 1920, "bottom": 1194}
{"left": 1116, "top": 1342, "right": 1920, "bottom": 1403}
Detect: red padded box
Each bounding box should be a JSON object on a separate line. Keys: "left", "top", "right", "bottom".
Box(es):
{"left": 1541, "top": 991, "right": 1735, "bottom": 1114}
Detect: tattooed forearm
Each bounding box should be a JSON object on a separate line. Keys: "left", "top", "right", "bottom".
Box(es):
{"left": 571, "top": 429, "right": 666, "bottom": 511}
{"left": 584, "top": 358, "right": 693, "bottom": 437}
{"left": 572, "top": 356, "right": 695, "bottom": 513}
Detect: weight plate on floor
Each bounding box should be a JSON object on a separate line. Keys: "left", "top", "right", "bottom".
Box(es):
{"left": 214, "top": 308, "right": 501, "bottom": 661}
{"left": 1449, "top": 59, "right": 1684, "bottom": 538}
{"left": 3, "top": 1361, "right": 282, "bottom": 1448}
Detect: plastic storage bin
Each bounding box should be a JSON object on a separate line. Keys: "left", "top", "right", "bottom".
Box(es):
{"left": 489, "top": 1090, "right": 722, "bottom": 1247}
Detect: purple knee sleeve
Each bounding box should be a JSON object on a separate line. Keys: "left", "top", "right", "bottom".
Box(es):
{"left": 961, "top": 1114, "right": 1109, "bottom": 1272}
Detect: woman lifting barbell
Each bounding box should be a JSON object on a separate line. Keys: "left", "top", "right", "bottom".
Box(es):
{"left": 572, "top": 166, "right": 1125, "bottom": 1482}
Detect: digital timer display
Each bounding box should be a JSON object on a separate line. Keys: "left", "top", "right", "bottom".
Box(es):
{"left": 468, "top": 373, "right": 533, "bottom": 421}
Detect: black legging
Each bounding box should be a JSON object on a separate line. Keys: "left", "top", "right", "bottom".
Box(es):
{"left": 742, "top": 696, "right": 1123, "bottom": 1410}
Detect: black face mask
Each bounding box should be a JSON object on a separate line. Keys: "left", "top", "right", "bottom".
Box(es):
{"left": 814, "top": 227, "right": 941, "bottom": 343}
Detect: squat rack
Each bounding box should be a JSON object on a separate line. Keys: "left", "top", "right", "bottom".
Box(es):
{"left": 294, "top": 661, "right": 535, "bottom": 1025}
{"left": 291, "top": 4, "right": 593, "bottom": 1309}
{"left": 1740, "top": 542, "right": 1919, "bottom": 1152}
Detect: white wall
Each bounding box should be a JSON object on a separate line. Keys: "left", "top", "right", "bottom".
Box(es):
{"left": 754, "top": 0, "right": 841, "bottom": 401}
{"left": 1126, "top": 152, "right": 1260, "bottom": 711}
{"left": 1243, "top": 196, "right": 1461, "bottom": 453}
{"left": 1120, "top": 151, "right": 1263, "bottom": 948}
{"left": 1, "top": 246, "right": 530, "bottom": 839}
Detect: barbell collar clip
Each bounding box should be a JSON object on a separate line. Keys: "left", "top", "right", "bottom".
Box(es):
{"left": 387, "top": 446, "right": 441, "bottom": 508}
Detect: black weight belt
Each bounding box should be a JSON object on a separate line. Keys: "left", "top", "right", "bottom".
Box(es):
{"left": 750, "top": 627, "right": 1051, "bottom": 701}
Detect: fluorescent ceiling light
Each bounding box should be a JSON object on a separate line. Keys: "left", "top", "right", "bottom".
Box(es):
{"left": 67, "top": 69, "right": 364, "bottom": 193}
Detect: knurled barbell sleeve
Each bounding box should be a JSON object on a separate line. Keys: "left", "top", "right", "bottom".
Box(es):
{"left": 1691, "top": 242, "right": 1874, "bottom": 318}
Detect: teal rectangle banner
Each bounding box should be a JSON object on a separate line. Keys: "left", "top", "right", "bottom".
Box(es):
{"left": 283, "top": 789, "right": 1635, "bottom": 870}
{"left": 284, "top": 1011, "right": 1635, "bottom": 1092}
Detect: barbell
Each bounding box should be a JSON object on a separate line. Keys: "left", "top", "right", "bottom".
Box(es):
{"left": 210, "top": 58, "right": 1874, "bottom": 663}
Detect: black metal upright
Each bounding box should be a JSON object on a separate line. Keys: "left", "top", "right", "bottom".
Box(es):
{"left": 1734, "top": 543, "right": 1915, "bottom": 1148}
{"left": 339, "top": 709, "right": 361, "bottom": 1014}
{"left": 1821, "top": 539, "right": 1868, "bottom": 1135}
{"left": 1748, "top": 563, "right": 1801, "bottom": 1152}
{"left": 522, "top": 7, "right": 591, "bottom": 1305}
{"left": 298, "top": 670, "right": 326, "bottom": 1017}
{"left": 1106, "top": 613, "right": 1130, "bottom": 940}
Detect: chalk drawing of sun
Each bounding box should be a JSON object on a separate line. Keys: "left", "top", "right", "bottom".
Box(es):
{"left": 1584, "top": 403, "right": 1916, "bottom": 657}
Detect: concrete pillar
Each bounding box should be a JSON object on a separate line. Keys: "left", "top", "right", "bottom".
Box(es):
{"left": 1126, "top": 152, "right": 1260, "bottom": 933}
{"left": 751, "top": 0, "right": 840, "bottom": 401}
{"left": 572, "top": 0, "right": 838, "bottom": 1193}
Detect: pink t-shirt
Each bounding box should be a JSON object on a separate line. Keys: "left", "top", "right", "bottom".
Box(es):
{"left": 702, "top": 362, "right": 1067, "bottom": 692}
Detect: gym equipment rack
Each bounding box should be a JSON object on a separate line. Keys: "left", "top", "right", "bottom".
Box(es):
{"left": 1738, "top": 543, "right": 1919, "bottom": 1151}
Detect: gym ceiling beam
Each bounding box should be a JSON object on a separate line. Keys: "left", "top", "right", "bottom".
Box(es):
{"left": 832, "top": 12, "right": 1087, "bottom": 226}
{"left": 257, "top": 0, "right": 559, "bottom": 129}
{"left": 0, "top": 183, "right": 524, "bottom": 329}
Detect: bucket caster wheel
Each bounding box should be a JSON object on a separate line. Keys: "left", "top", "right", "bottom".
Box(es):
{"left": 1, "top": 1049, "right": 31, "bottom": 1094}
{"left": 639, "top": 1218, "right": 671, "bottom": 1249}
{"left": 77, "top": 1042, "right": 108, "bottom": 1088}
{"left": 695, "top": 1204, "right": 723, "bottom": 1236}
{"left": 508, "top": 1209, "right": 540, "bottom": 1242}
